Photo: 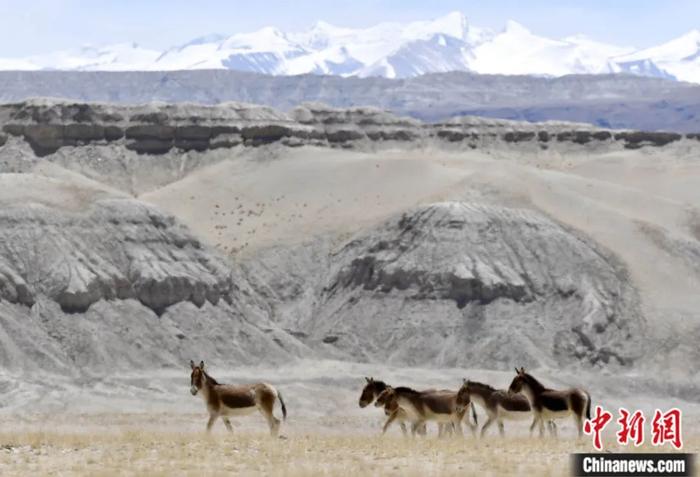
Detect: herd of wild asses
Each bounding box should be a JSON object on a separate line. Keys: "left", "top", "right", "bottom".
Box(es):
{"left": 190, "top": 361, "right": 591, "bottom": 438}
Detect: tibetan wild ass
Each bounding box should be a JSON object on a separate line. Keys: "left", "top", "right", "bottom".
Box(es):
{"left": 359, "top": 377, "right": 427, "bottom": 436}
{"left": 457, "top": 379, "right": 557, "bottom": 437}
{"left": 508, "top": 367, "right": 591, "bottom": 437}
{"left": 375, "top": 386, "right": 477, "bottom": 437}
{"left": 189, "top": 360, "right": 287, "bottom": 436}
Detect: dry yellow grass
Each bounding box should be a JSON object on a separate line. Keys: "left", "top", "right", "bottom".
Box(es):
{"left": 1, "top": 414, "right": 697, "bottom": 476}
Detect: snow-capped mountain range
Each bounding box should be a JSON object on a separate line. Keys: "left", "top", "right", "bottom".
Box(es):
{"left": 2, "top": 12, "right": 699, "bottom": 83}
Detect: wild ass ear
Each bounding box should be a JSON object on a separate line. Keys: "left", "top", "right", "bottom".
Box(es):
{"left": 199, "top": 360, "right": 205, "bottom": 370}
{"left": 365, "top": 377, "right": 372, "bottom": 383}
{"left": 190, "top": 360, "right": 195, "bottom": 370}
{"left": 514, "top": 367, "right": 519, "bottom": 374}
{"left": 519, "top": 367, "right": 526, "bottom": 374}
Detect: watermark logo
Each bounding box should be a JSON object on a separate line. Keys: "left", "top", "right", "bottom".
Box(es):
{"left": 583, "top": 406, "right": 683, "bottom": 451}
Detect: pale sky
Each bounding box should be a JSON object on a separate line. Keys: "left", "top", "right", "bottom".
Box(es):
{"left": 0, "top": 0, "right": 698, "bottom": 56}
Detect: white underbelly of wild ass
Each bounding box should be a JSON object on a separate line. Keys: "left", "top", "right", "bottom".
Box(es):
{"left": 497, "top": 409, "right": 532, "bottom": 421}
{"left": 540, "top": 409, "right": 573, "bottom": 420}
{"left": 397, "top": 398, "right": 458, "bottom": 423}
{"left": 221, "top": 405, "right": 258, "bottom": 417}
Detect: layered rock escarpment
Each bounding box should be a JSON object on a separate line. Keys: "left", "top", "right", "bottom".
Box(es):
{"left": 0, "top": 199, "right": 304, "bottom": 373}
{"left": 241, "top": 203, "right": 644, "bottom": 369}
{"left": 0, "top": 100, "right": 660, "bottom": 374}
{"left": 0, "top": 199, "right": 235, "bottom": 315}
{"left": 0, "top": 99, "right": 691, "bottom": 160}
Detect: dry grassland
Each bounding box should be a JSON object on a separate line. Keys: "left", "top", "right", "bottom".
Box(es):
{"left": 1, "top": 414, "right": 696, "bottom": 476}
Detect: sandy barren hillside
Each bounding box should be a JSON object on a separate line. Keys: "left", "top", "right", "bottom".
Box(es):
{"left": 1, "top": 98, "right": 698, "bottom": 372}
{"left": 0, "top": 99, "right": 698, "bottom": 474}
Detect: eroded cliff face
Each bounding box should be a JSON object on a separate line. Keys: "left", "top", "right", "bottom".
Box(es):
{"left": 241, "top": 203, "right": 643, "bottom": 369}
{"left": 0, "top": 100, "right": 694, "bottom": 198}
{"left": 0, "top": 99, "right": 691, "bottom": 158}
{"left": 0, "top": 199, "right": 235, "bottom": 314}
{"left": 0, "top": 196, "right": 645, "bottom": 373}
{"left": 0, "top": 99, "right": 688, "bottom": 377}
{"left": 0, "top": 198, "right": 306, "bottom": 374}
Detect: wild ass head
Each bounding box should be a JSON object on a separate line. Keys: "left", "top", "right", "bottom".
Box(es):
{"left": 508, "top": 367, "right": 528, "bottom": 394}
{"left": 190, "top": 360, "right": 206, "bottom": 396}
{"left": 359, "top": 377, "right": 387, "bottom": 408}
{"left": 456, "top": 379, "right": 472, "bottom": 411}
{"left": 374, "top": 387, "right": 399, "bottom": 415}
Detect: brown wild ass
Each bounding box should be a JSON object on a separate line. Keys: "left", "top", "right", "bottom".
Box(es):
{"left": 189, "top": 360, "right": 287, "bottom": 436}
{"left": 359, "top": 377, "right": 427, "bottom": 436}
{"left": 508, "top": 367, "right": 591, "bottom": 437}
{"left": 375, "top": 386, "right": 477, "bottom": 437}
{"left": 456, "top": 379, "right": 557, "bottom": 437}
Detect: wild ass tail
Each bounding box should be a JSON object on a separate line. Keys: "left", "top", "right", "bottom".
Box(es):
{"left": 277, "top": 389, "right": 287, "bottom": 421}
{"left": 471, "top": 402, "right": 478, "bottom": 426}
{"left": 585, "top": 391, "right": 591, "bottom": 420}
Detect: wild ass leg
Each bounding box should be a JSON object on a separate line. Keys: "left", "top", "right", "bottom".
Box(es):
{"left": 223, "top": 418, "right": 234, "bottom": 433}
{"left": 538, "top": 416, "right": 545, "bottom": 438}
{"left": 382, "top": 410, "right": 399, "bottom": 434}
{"left": 206, "top": 415, "right": 218, "bottom": 433}
{"left": 412, "top": 420, "right": 427, "bottom": 437}
{"left": 413, "top": 422, "right": 427, "bottom": 437}
{"left": 548, "top": 421, "right": 557, "bottom": 438}
{"left": 258, "top": 394, "right": 280, "bottom": 437}
{"left": 399, "top": 421, "right": 408, "bottom": 436}
{"left": 480, "top": 415, "right": 496, "bottom": 438}
{"left": 529, "top": 414, "right": 540, "bottom": 437}
{"left": 261, "top": 407, "right": 280, "bottom": 437}
{"left": 574, "top": 413, "right": 584, "bottom": 438}
{"left": 453, "top": 420, "right": 464, "bottom": 437}
{"left": 497, "top": 420, "right": 505, "bottom": 437}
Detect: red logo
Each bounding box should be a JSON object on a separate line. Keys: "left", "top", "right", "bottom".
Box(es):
{"left": 616, "top": 408, "right": 645, "bottom": 446}
{"left": 583, "top": 405, "right": 613, "bottom": 451}
{"left": 651, "top": 408, "right": 682, "bottom": 450}
{"left": 584, "top": 406, "right": 683, "bottom": 451}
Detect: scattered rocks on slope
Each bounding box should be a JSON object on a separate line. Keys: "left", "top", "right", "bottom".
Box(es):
{"left": 0, "top": 199, "right": 306, "bottom": 373}
{"left": 0, "top": 199, "right": 234, "bottom": 315}
{"left": 243, "top": 203, "right": 644, "bottom": 369}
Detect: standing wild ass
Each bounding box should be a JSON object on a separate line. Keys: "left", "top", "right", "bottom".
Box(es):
{"left": 375, "top": 386, "right": 478, "bottom": 437}
{"left": 456, "top": 379, "right": 557, "bottom": 437}
{"left": 189, "top": 360, "right": 287, "bottom": 436}
{"left": 508, "top": 367, "right": 591, "bottom": 437}
{"left": 359, "top": 377, "right": 427, "bottom": 436}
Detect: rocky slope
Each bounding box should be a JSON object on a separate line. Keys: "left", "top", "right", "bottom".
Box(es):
{"left": 0, "top": 99, "right": 697, "bottom": 380}
{"left": 240, "top": 203, "right": 643, "bottom": 369}
{"left": 0, "top": 99, "right": 693, "bottom": 194}
{"left": 0, "top": 191, "right": 304, "bottom": 375}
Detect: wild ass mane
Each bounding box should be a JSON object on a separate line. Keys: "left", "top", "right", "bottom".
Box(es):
{"left": 467, "top": 381, "right": 496, "bottom": 394}
{"left": 521, "top": 373, "right": 547, "bottom": 393}
{"left": 203, "top": 370, "right": 220, "bottom": 386}
{"left": 393, "top": 386, "right": 421, "bottom": 395}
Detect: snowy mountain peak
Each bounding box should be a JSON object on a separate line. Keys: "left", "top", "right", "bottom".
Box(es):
{"left": 0, "top": 13, "right": 699, "bottom": 84}
{"left": 425, "top": 11, "right": 469, "bottom": 40}
{"left": 503, "top": 20, "right": 530, "bottom": 35}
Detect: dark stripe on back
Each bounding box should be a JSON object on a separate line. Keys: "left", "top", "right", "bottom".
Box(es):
{"left": 221, "top": 392, "right": 256, "bottom": 409}
{"left": 540, "top": 394, "right": 568, "bottom": 412}
{"left": 494, "top": 391, "right": 530, "bottom": 412}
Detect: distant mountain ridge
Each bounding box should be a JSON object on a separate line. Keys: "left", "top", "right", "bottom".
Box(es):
{"left": 1, "top": 70, "right": 699, "bottom": 132}
{"left": 1, "top": 12, "right": 699, "bottom": 83}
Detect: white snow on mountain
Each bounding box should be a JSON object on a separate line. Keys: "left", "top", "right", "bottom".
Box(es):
{"left": 612, "top": 29, "right": 700, "bottom": 83}
{"left": 27, "top": 43, "right": 161, "bottom": 71}
{"left": 467, "top": 21, "right": 634, "bottom": 76}
{"left": 0, "top": 12, "right": 697, "bottom": 83}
